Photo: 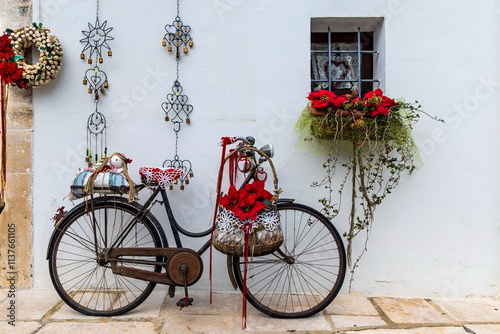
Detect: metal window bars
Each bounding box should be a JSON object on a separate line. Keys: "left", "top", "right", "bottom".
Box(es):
{"left": 311, "top": 26, "right": 380, "bottom": 96}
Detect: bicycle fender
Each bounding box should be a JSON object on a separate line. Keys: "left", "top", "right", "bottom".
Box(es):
{"left": 277, "top": 198, "right": 295, "bottom": 203}
{"left": 45, "top": 196, "right": 132, "bottom": 260}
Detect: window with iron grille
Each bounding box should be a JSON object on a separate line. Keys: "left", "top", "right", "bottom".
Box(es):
{"left": 311, "top": 18, "right": 383, "bottom": 97}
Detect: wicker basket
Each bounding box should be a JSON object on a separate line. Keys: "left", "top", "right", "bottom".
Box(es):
{"left": 212, "top": 213, "right": 283, "bottom": 257}
{"left": 212, "top": 146, "right": 283, "bottom": 257}
{"left": 309, "top": 107, "right": 390, "bottom": 141}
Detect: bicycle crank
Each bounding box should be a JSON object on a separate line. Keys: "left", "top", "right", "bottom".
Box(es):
{"left": 108, "top": 248, "right": 203, "bottom": 286}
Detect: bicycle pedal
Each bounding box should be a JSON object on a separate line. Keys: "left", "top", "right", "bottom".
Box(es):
{"left": 176, "top": 297, "right": 193, "bottom": 309}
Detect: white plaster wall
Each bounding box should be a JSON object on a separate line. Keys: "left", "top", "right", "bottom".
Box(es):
{"left": 32, "top": 0, "right": 500, "bottom": 298}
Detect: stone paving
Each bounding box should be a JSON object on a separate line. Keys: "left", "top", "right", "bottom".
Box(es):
{"left": 0, "top": 289, "right": 499, "bottom": 333}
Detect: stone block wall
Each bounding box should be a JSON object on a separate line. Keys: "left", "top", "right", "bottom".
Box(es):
{"left": 0, "top": 0, "right": 33, "bottom": 288}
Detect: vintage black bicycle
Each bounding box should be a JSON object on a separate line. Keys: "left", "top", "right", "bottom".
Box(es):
{"left": 46, "top": 136, "right": 346, "bottom": 318}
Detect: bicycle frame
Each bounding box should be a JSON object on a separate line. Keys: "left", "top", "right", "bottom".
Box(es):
{"left": 159, "top": 188, "right": 213, "bottom": 253}
{"left": 108, "top": 144, "right": 272, "bottom": 257}
{"left": 100, "top": 186, "right": 212, "bottom": 255}
{"left": 46, "top": 137, "right": 347, "bottom": 319}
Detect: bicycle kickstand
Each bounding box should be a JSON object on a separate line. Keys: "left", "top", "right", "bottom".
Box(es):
{"left": 176, "top": 263, "right": 193, "bottom": 309}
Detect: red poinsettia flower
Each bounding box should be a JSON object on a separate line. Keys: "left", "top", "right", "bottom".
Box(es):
{"left": 0, "top": 34, "right": 14, "bottom": 60}
{"left": 219, "top": 180, "right": 273, "bottom": 221}
{"left": 307, "top": 89, "right": 337, "bottom": 109}
{"left": 332, "top": 95, "right": 348, "bottom": 108}
{"left": 232, "top": 194, "right": 267, "bottom": 221}
{"left": 243, "top": 180, "right": 273, "bottom": 202}
{"left": 219, "top": 185, "right": 240, "bottom": 211}
{"left": 348, "top": 96, "right": 361, "bottom": 104}
{"left": 372, "top": 99, "right": 398, "bottom": 116}
{"left": 363, "top": 88, "right": 384, "bottom": 99}
{"left": 0, "top": 62, "right": 26, "bottom": 88}
{"left": 362, "top": 89, "right": 398, "bottom": 117}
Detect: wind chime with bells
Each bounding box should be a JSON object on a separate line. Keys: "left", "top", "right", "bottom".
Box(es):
{"left": 160, "top": 0, "right": 195, "bottom": 190}
{"left": 79, "top": 0, "right": 113, "bottom": 166}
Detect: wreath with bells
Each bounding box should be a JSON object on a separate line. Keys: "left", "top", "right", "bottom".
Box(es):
{"left": 6, "top": 22, "right": 63, "bottom": 87}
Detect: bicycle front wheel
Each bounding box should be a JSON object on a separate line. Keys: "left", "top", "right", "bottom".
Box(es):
{"left": 231, "top": 202, "right": 346, "bottom": 318}
{"left": 48, "top": 198, "right": 165, "bottom": 316}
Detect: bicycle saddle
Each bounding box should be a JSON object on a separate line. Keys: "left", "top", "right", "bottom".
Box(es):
{"left": 139, "top": 166, "right": 184, "bottom": 188}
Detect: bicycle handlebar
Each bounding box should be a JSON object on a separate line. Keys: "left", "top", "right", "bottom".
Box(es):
{"left": 234, "top": 136, "right": 255, "bottom": 146}
{"left": 222, "top": 136, "right": 273, "bottom": 158}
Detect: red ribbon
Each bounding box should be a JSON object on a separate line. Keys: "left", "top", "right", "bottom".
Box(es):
{"left": 240, "top": 221, "right": 253, "bottom": 329}
{"left": 1, "top": 84, "right": 5, "bottom": 178}
{"left": 0, "top": 82, "right": 6, "bottom": 209}
{"left": 211, "top": 136, "right": 251, "bottom": 329}
{"left": 228, "top": 149, "right": 238, "bottom": 186}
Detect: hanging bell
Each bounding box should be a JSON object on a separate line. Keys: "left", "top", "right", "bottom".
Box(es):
{"left": 95, "top": 93, "right": 100, "bottom": 100}
{"left": 87, "top": 58, "right": 92, "bottom": 64}
{"left": 103, "top": 81, "right": 109, "bottom": 88}
{"left": 165, "top": 116, "right": 170, "bottom": 122}
{"left": 183, "top": 47, "right": 188, "bottom": 53}
{"left": 107, "top": 50, "right": 112, "bottom": 57}
{"left": 176, "top": 51, "right": 181, "bottom": 58}
{"left": 167, "top": 46, "right": 172, "bottom": 52}
{"left": 180, "top": 184, "right": 185, "bottom": 191}
{"left": 88, "top": 88, "right": 93, "bottom": 94}
{"left": 169, "top": 185, "right": 174, "bottom": 190}
{"left": 162, "top": 40, "right": 167, "bottom": 47}
{"left": 189, "top": 40, "right": 194, "bottom": 47}
{"left": 185, "top": 179, "right": 189, "bottom": 185}
{"left": 186, "top": 117, "right": 190, "bottom": 124}
{"left": 99, "top": 57, "right": 103, "bottom": 64}
{"left": 174, "top": 179, "right": 178, "bottom": 185}
{"left": 100, "top": 88, "right": 105, "bottom": 94}
{"left": 83, "top": 78, "right": 88, "bottom": 85}
{"left": 189, "top": 171, "right": 194, "bottom": 178}
{"left": 80, "top": 53, "right": 85, "bottom": 59}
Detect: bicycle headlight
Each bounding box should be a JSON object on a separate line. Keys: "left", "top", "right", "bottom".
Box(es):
{"left": 259, "top": 144, "right": 274, "bottom": 158}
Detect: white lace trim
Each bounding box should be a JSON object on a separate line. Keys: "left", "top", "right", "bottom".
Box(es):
{"left": 216, "top": 207, "right": 279, "bottom": 233}
{"left": 139, "top": 166, "right": 184, "bottom": 188}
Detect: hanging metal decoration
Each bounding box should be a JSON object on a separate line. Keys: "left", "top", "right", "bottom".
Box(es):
{"left": 86, "top": 109, "right": 107, "bottom": 164}
{"left": 80, "top": 0, "right": 114, "bottom": 166}
{"left": 83, "top": 66, "right": 109, "bottom": 100}
{"left": 162, "top": 5, "right": 193, "bottom": 59}
{"left": 162, "top": 137, "right": 194, "bottom": 191}
{"left": 162, "top": 80, "right": 193, "bottom": 124}
{"left": 160, "top": 0, "right": 194, "bottom": 190}
{"left": 80, "top": 18, "right": 113, "bottom": 64}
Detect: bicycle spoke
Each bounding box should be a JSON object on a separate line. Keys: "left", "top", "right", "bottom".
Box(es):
{"left": 49, "top": 200, "right": 163, "bottom": 316}
{"left": 60, "top": 227, "right": 97, "bottom": 254}
{"left": 233, "top": 203, "right": 346, "bottom": 318}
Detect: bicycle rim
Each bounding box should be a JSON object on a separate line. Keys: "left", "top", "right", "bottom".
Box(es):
{"left": 232, "top": 202, "right": 346, "bottom": 318}
{"left": 48, "top": 200, "right": 163, "bottom": 316}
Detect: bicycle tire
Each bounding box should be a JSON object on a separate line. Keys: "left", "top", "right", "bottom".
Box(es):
{"left": 231, "top": 202, "right": 346, "bottom": 318}
{"left": 48, "top": 198, "right": 166, "bottom": 316}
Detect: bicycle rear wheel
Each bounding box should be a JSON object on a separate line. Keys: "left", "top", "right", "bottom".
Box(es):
{"left": 48, "top": 198, "right": 165, "bottom": 316}
{"left": 231, "top": 202, "right": 346, "bottom": 318}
